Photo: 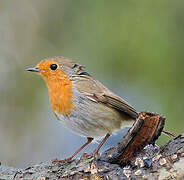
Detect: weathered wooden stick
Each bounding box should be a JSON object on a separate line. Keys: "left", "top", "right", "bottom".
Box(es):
{"left": 100, "top": 112, "right": 165, "bottom": 165}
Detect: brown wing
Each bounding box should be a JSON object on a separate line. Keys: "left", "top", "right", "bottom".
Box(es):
{"left": 100, "top": 94, "right": 138, "bottom": 119}
{"left": 73, "top": 75, "right": 138, "bottom": 119}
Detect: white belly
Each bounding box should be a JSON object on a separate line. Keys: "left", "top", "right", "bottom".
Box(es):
{"left": 54, "top": 92, "right": 134, "bottom": 139}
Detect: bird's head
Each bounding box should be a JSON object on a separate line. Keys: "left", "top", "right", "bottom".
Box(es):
{"left": 27, "top": 56, "right": 78, "bottom": 114}
{"left": 27, "top": 56, "right": 88, "bottom": 83}
{"left": 27, "top": 57, "right": 73, "bottom": 80}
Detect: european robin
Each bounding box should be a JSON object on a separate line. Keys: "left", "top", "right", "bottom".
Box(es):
{"left": 26, "top": 56, "right": 173, "bottom": 163}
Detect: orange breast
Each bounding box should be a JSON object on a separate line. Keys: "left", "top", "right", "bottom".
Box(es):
{"left": 43, "top": 71, "right": 75, "bottom": 115}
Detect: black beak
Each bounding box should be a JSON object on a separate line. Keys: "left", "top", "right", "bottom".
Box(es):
{"left": 26, "top": 67, "right": 41, "bottom": 72}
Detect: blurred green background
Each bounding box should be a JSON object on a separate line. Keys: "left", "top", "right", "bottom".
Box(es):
{"left": 0, "top": 0, "right": 184, "bottom": 168}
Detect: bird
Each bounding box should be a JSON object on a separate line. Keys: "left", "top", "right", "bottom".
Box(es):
{"left": 26, "top": 56, "right": 174, "bottom": 163}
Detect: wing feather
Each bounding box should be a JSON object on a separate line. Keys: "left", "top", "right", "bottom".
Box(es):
{"left": 74, "top": 75, "right": 138, "bottom": 119}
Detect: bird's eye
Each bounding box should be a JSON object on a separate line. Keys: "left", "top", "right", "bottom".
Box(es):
{"left": 50, "top": 64, "right": 58, "bottom": 70}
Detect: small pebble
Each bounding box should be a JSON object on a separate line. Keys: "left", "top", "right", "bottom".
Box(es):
{"left": 91, "top": 162, "right": 98, "bottom": 174}
{"left": 135, "top": 158, "right": 144, "bottom": 167}
{"left": 142, "top": 175, "right": 148, "bottom": 179}
{"left": 134, "top": 169, "right": 142, "bottom": 176}
{"left": 171, "top": 154, "right": 177, "bottom": 160}
{"left": 123, "top": 169, "right": 132, "bottom": 178}
{"left": 159, "top": 158, "right": 167, "bottom": 166}
{"left": 152, "top": 154, "right": 162, "bottom": 162}
{"left": 144, "top": 159, "right": 152, "bottom": 168}
{"left": 108, "top": 154, "right": 112, "bottom": 158}
{"left": 143, "top": 156, "right": 148, "bottom": 160}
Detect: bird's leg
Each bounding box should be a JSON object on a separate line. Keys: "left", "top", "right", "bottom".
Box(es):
{"left": 93, "top": 133, "right": 110, "bottom": 155}
{"left": 52, "top": 137, "right": 93, "bottom": 163}
{"left": 162, "top": 129, "right": 176, "bottom": 137}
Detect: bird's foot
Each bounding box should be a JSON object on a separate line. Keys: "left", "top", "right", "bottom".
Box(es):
{"left": 82, "top": 152, "right": 93, "bottom": 158}
{"left": 80, "top": 152, "right": 99, "bottom": 160}
{"left": 52, "top": 157, "right": 72, "bottom": 164}
{"left": 92, "top": 152, "right": 100, "bottom": 158}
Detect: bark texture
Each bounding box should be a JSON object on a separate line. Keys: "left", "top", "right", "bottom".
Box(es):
{"left": 0, "top": 134, "right": 184, "bottom": 180}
